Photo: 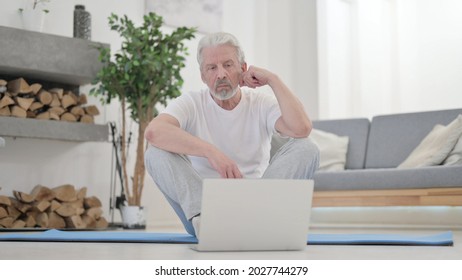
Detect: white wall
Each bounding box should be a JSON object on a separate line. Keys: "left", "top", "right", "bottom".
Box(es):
{"left": 0, "top": 0, "right": 318, "bottom": 229}
{"left": 318, "top": 0, "right": 462, "bottom": 120}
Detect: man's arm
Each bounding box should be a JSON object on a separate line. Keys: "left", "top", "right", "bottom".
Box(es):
{"left": 145, "top": 114, "right": 242, "bottom": 178}
{"left": 241, "top": 66, "right": 312, "bottom": 138}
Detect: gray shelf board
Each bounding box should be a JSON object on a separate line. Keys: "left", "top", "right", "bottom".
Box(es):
{"left": 0, "top": 117, "right": 109, "bottom": 142}
{"left": 0, "top": 26, "right": 108, "bottom": 86}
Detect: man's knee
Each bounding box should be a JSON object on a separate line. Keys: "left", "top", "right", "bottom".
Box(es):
{"left": 285, "top": 138, "right": 320, "bottom": 162}
{"left": 145, "top": 146, "right": 180, "bottom": 178}
{"left": 145, "top": 145, "right": 186, "bottom": 167}
{"left": 145, "top": 145, "right": 169, "bottom": 161}
{"left": 145, "top": 146, "right": 163, "bottom": 170}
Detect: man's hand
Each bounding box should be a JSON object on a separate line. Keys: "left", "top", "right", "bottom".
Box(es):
{"left": 206, "top": 148, "right": 243, "bottom": 178}
{"left": 240, "top": 66, "right": 275, "bottom": 88}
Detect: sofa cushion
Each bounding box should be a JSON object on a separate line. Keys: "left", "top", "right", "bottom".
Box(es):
{"left": 313, "top": 118, "right": 370, "bottom": 169}
{"left": 443, "top": 134, "right": 462, "bottom": 165}
{"left": 398, "top": 114, "right": 462, "bottom": 168}
{"left": 310, "top": 129, "right": 349, "bottom": 171}
{"left": 365, "top": 109, "right": 462, "bottom": 168}
{"left": 314, "top": 165, "right": 462, "bottom": 191}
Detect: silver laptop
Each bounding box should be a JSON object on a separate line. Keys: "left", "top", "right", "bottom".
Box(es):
{"left": 191, "top": 179, "right": 314, "bottom": 251}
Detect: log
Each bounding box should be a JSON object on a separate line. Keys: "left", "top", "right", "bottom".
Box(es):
{"left": 13, "top": 190, "right": 35, "bottom": 203}
{"left": 78, "top": 93, "right": 88, "bottom": 105}
{"left": 26, "top": 111, "right": 36, "bottom": 118}
{"left": 31, "top": 185, "right": 55, "bottom": 201}
{"left": 37, "top": 89, "right": 53, "bottom": 105}
{"left": 36, "top": 111, "right": 50, "bottom": 120}
{"left": 49, "top": 112, "right": 60, "bottom": 120}
{"left": 48, "top": 212, "right": 66, "bottom": 228}
{"left": 77, "top": 187, "right": 87, "bottom": 200}
{"left": 15, "top": 97, "right": 35, "bottom": 110}
{"left": 85, "top": 207, "right": 103, "bottom": 220}
{"left": 49, "top": 106, "right": 65, "bottom": 116}
{"left": 49, "top": 93, "right": 61, "bottom": 107}
{"left": 0, "top": 79, "right": 7, "bottom": 86}
{"left": 70, "top": 106, "right": 85, "bottom": 116}
{"left": 96, "top": 217, "right": 108, "bottom": 229}
{"left": 24, "top": 215, "right": 36, "bottom": 228}
{"left": 29, "top": 101, "right": 44, "bottom": 112}
{"left": 36, "top": 212, "right": 49, "bottom": 228}
{"left": 80, "top": 114, "right": 94, "bottom": 124}
{"left": 65, "top": 215, "right": 86, "bottom": 229}
{"left": 10, "top": 198, "right": 31, "bottom": 214}
{"left": 0, "top": 183, "right": 107, "bottom": 229}
{"left": 34, "top": 200, "right": 51, "bottom": 212}
{"left": 68, "top": 199, "right": 85, "bottom": 215}
{"left": 55, "top": 203, "right": 76, "bottom": 217}
{"left": 81, "top": 214, "right": 97, "bottom": 228}
{"left": 61, "top": 112, "right": 77, "bottom": 122}
{"left": 12, "top": 219, "right": 26, "bottom": 229}
{"left": 66, "top": 91, "right": 79, "bottom": 103}
{"left": 84, "top": 196, "right": 102, "bottom": 208}
{"left": 0, "top": 195, "right": 11, "bottom": 206}
{"left": 0, "top": 217, "right": 14, "bottom": 228}
{"left": 0, "top": 207, "right": 8, "bottom": 219}
{"left": 49, "top": 88, "right": 64, "bottom": 99}
{"left": 0, "top": 106, "right": 11, "bottom": 116}
{"left": 0, "top": 78, "right": 102, "bottom": 124}
{"left": 49, "top": 200, "right": 61, "bottom": 212}
{"left": 7, "top": 205, "right": 21, "bottom": 220}
{"left": 29, "top": 83, "right": 42, "bottom": 95}
{"left": 0, "top": 94, "right": 15, "bottom": 108}
{"left": 61, "top": 94, "right": 77, "bottom": 109}
{"left": 53, "top": 184, "right": 77, "bottom": 202}
{"left": 11, "top": 105, "right": 27, "bottom": 118}
{"left": 7, "top": 78, "right": 31, "bottom": 94}
{"left": 84, "top": 105, "right": 100, "bottom": 116}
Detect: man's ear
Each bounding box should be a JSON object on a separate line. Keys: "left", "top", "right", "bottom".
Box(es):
{"left": 239, "top": 63, "right": 248, "bottom": 87}
{"left": 241, "top": 62, "right": 248, "bottom": 72}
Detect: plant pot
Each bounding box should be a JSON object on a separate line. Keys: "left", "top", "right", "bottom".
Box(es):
{"left": 21, "top": 7, "right": 46, "bottom": 32}
{"left": 119, "top": 205, "right": 146, "bottom": 229}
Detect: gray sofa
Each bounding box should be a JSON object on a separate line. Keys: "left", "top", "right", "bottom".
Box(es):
{"left": 310, "top": 108, "right": 462, "bottom": 193}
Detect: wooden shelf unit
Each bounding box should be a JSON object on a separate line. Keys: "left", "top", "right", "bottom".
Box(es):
{"left": 313, "top": 187, "right": 462, "bottom": 207}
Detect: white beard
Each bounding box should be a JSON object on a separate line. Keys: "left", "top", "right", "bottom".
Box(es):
{"left": 212, "top": 85, "right": 239, "bottom": 101}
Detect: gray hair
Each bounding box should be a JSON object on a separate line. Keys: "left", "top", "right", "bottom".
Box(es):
{"left": 197, "top": 32, "right": 246, "bottom": 68}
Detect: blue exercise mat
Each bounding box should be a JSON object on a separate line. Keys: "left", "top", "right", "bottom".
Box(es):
{"left": 0, "top": 229, "right": 453, "bottom": 246}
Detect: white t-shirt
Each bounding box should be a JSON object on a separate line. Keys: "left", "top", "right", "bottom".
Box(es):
{"left": 162, "top": 88, "right": 281, "bottom": 178}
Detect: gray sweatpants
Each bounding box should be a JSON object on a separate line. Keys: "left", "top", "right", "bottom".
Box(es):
{"left": 145, "top": 137, "right": 319, "bottom": 235}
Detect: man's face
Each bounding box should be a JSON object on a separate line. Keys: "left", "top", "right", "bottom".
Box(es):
{"left": 200, "top": 44, "right": 247, "bottom": 100}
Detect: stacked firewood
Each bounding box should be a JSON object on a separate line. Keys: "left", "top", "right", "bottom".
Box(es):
{"left": 0, "top": 78, "right": 99, "bottom": 123}
{"left": 0, "top": 184, "right": 108, "bottom": 229}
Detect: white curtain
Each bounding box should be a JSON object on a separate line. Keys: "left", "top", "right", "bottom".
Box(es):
{"left": 318, "top": 0, "right": 462, "bottom": 119}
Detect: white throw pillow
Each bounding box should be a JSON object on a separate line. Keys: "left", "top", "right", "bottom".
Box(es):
{"left": 443, "top": 134, "right": 462, "bottom": 165}
{"left": 398, "top": 114, "right": 462, "bottom": 169}
{"left": 310, "top": 129, "right": 349, "bottom": 171}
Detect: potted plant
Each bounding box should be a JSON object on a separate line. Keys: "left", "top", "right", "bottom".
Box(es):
{"left": 19, "top": 0, "right": 51, "bottom": 32}
{"left": 90, "top": 12, "right": 195, "bottom": 229}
